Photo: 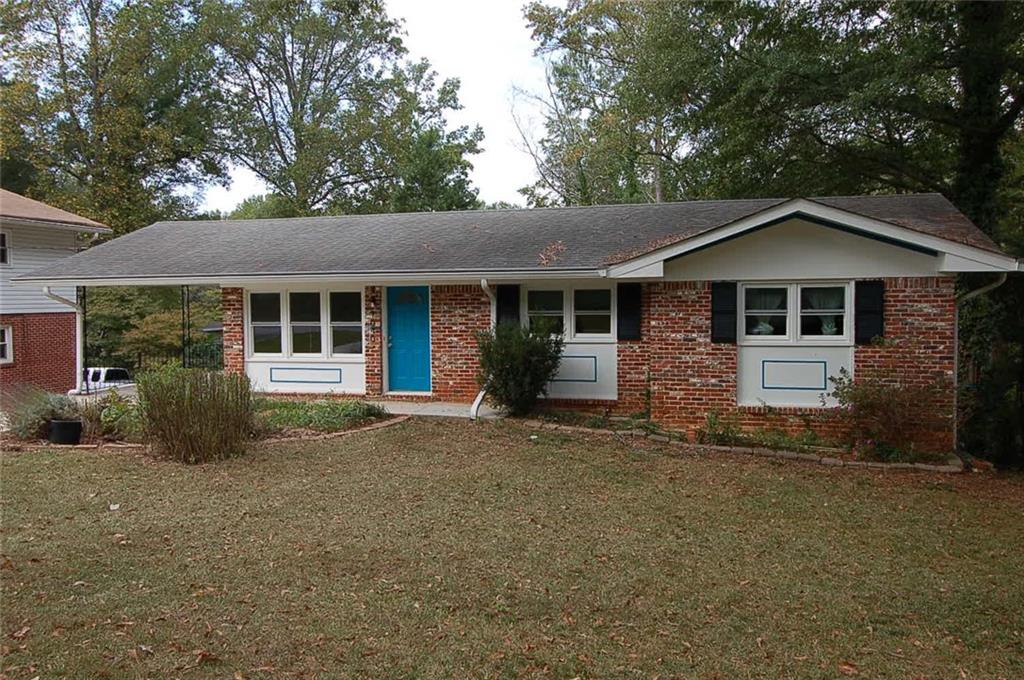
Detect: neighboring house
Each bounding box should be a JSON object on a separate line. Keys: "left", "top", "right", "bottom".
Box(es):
{"left": 18, "top": 195, "right": 1021, "bottom": 447}
{"left": 0, "top": 190, "right": 111, "bottom": 392}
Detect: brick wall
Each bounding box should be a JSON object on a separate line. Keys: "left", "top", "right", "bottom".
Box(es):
{"left": 430, "top": 285, "right": 491, "bottom": 401}
{"left": 0, "top": 312, "right": 76, "bottom": 393}
{"left": 221, "top": 287, "right": 244, "bottom": 375}
{"left": 364, "top": 286, "right": 383, "bottom": 397}
{"left": 616, "top": 283, "right": 651, "bottom": 416}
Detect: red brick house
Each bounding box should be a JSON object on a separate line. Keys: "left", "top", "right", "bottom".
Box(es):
{"left": 0, "top": 190, "right": 111, "bottom": 393}
{"left": 19, "top": 195, "right": 1020, "bottom": 446}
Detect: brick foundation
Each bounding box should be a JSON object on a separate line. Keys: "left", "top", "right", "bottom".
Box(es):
{"left": 0, "top": 312, "right": 76, "bottom": 393}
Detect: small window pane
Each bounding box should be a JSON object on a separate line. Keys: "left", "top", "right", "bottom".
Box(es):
{"left": 332, "top": 326, "right": 363, "bottom": 354}
{"left": 330, "top": 292, "right": 361, "bottom": 323}
{"left": 289, "top": 292, "right": 320, "bottom": 323}
{"left": 800, "top": 314, "right": 844, "bottom": 336}
{"left": 745, "top": 287, "right": 787, "bottom": 311}
{"left": 745, "top": 314, "right": 787, "bottom": 336}
{"left": 528, "top": 290, "right": 563, "bottom": 312}
{"left": 574, "top": 289, "right": 610, "bottom": 312}
{"left": 575, "top": 314, "right": 611, "bottom": 334}
{"left": 800, "top": 287, "right": 844, "bottom": 311}
{"left": 291, "top": 324, "right": 322, "bottom": 353}
{"left": 253, "top": 326, "right": 282, "bottom": 353}
{"left": 529, "top": 315, "right": 564, "bottom": 334}
{"left": 250, "top": 293, "right": 280, "bottom": 322}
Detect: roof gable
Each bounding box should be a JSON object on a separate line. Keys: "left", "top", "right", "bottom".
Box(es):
{"left": 0, "top": 189, "right": 111, "bottom": 232}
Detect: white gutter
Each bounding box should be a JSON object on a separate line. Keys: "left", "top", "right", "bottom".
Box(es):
{"left": 42, "top": 286, "right": 85, "bottom": 394}
{"left": 471, "top": 278, "right": 496, "bottom": 420}
{"left": 953, "top": 272, "right": 1010, "bottom": 463}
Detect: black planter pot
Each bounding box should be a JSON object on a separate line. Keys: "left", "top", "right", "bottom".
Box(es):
{"left": 48, "top": 419, "right": 83, "bottom": 445}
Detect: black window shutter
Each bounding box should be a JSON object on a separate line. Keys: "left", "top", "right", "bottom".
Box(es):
{"left": 711, "top": 281, "right": 738, "bottom": 343}
{"left": 495, "top": 285, "right": 520, "bottom": 326}
{"left": 617, "top": 282, "right": 642, "bottom": 340}
{"left": 854, "top": 280, "right": 885, "bottom": 344}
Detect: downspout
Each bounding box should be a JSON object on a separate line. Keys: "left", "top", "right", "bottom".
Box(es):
{"left": 470, "top": 278, "right": 497, "bottom": 420}
{"left": 953, "top": 272, "right": 1008, "bottom": 465}
{"left": 43, "top": 286, "right": 85, "bottom": 394}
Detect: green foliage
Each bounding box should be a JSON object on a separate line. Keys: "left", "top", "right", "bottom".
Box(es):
{"left": 695, "top": 410, "right": 744, "bottom": 446}
{"left": 1, "top": 0, "right": 226, "bottom": 234}
{"left": 1, "top": 387, "right": 80, "bottom": 440}
{"left": 255, "top": 399, "right": 389, "bottom": 434}
{"left": 476, "top": 322, "right": 565, "bottom": 416}
{"left": 136, "top": 366, "right": 254, "bottom": 463}
{"left": 696, "top": 410, "right": 823, "bottom": 451}
{"left": 829, "top": 368, "right": 951, "bottom": 462}
{"left": 207, "top": 0, "right": 482, "bottom": 215}
{"left": 229, "top": 193, "right": 303, "bottom": 220}
{"left": 98, "top": 392, "right": 144, "bottom": 441}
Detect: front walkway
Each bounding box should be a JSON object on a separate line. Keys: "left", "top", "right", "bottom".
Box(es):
{"left": 369, "top": 400, "right": 502, "bottom": 420}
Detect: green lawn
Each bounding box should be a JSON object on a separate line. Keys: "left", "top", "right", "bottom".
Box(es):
{"left": 2, "top": 419, "right": 1022, "bottom": 678}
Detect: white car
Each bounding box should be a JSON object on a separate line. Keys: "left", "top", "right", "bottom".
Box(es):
{"left": 72, "top": 367, "right": 134, "bottom": 394}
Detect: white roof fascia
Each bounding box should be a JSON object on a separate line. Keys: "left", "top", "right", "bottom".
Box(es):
{"left": 0, "top": 216, "right": 113, "bottom": 234}
{"left": 606, "top": 198, "right": 1020, "bottom": 277}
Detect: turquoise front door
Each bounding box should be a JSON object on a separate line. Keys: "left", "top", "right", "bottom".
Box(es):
{"left": 387, "top": 286, "right": 431, "bottom": 392}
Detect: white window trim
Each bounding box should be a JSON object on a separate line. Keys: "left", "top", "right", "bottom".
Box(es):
{"left": 0, "top": 324, "right": 12, "bottom": 364}
{"left": 245, "top": 287, "right": 365, "bottom": 361}
{"left": 738, "top": 281, "right": 853, "bottom": 346}
{"left": 520, "top": 284, "right": 617, "bottom": 342}
{"left": 0, "top": 231, "right": 9, "bottom": 266}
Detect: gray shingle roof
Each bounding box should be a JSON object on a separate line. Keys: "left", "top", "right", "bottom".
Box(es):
{"left": 19, "top": 194, "right": 1000, "bottom": 282}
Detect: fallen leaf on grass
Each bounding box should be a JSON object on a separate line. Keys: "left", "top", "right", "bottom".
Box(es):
{"left": 838, "top": 661, "right": 859, "bottom": 675}
{"left": 10, "top": 626, "right": 30, "bottom": 640}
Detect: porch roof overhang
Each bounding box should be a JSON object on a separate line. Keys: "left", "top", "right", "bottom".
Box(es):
{"left": 14, "top": 194, "right": 1020, "bottom": 288}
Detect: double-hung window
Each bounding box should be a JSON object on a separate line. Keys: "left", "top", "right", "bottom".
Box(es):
{"left": 289, "top": 292, "right": 322, "bottom": 354}
{"left": 740, "top": 282, "right": 851, "bottom": 343}
{"left": 250, "top": 293, "right": 282, "bottom": 354}
{"left": 743, "top": 287, "right": 788, "bottom": 337}
{"left": 0, "top": 232, "right": 9, "bottom": 265}
{"left": 799, "top": 286, "right": 846, "bottom": 337}
{"left": 573, "top": 289, "right": 612, "bottom": 335}
{"left": 527, "top": 290, "right": 564, "bottom": 334}
{"left": 0, "top": 325, "right": 12, "bottom": 363}
{"left": 330, "top": 292, "right": 362, "bottom": 355}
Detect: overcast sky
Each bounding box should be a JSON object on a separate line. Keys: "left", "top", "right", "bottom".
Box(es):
{"left": 200, "top": 0, "right": 555, "bottom": 214}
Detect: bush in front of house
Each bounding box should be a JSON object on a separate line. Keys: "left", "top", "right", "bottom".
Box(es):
{"left": 476, "top": 321, "right": 565, "bottom": 416}
{"left": 136, "top": 366, "right": 254, "bottom": 463}
{"left": 1, "top": 386, "right": 79, "bottom": 440}
{"left": 828, "top": 368, "right": 951, "bottom": 462}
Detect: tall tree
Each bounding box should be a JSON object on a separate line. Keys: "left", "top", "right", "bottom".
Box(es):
{"left": 208, "top": 0, "right": 481, "bottom": 215}
{"left": 0, "top": 0, "right": 226, "bottom": 233}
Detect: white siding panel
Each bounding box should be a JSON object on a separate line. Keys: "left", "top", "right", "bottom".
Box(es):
{"left": 0, "top": 224, "right": 79, "bottom": 313}
{"left": 542, "top": 341, "right": 618, "bottom": 401}
{"left": 737, "top": 345, "right": 852, "bottom": 407}
{"left": 664, "top": 219, "right": 941, "bottom": 281}
{"left": 247, "top": 359, "right": 366, "bottom": 394}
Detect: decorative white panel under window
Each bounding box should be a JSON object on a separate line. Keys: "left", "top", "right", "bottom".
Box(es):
{"left": 737, "top": 281, "right": 853, "bottom": 407}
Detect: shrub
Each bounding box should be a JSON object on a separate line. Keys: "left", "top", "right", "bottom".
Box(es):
{"left": 695, "top": 410, "right": 743, "bottom": 445}
{"left": 99, "top": 392, "right": 144, "bottom": 441}
{"left": 256, "top": 398, "right": 388, "bottom": 433}
{"left": 476, "top": 322, "right": 564, "bottom": 416}
{"left": 1, "top": 386, "right": 79, "bottom": 440}
{"left": 828, "top": 368, "right": 952, "bottom": 461}
{"left": 136, "top": 366, "right": 254, "bottom": 463}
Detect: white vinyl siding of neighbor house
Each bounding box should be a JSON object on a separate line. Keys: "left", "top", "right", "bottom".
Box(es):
{"left": 0, "top": 224, "right": 79, "bottom": 314}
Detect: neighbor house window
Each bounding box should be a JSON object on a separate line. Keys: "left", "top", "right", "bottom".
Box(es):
{"left": 799, "top": 286, "right": 846, "bottom": 337}
{"left": 0, "top": 325, "right": 11, "bottom": 363}
{"left": 249, "top": 292, "right": 282, "bottom": 354}
{"left": 0, "top": 232, "right": 8, "bottom": 265}
{"left": 573, "top": 289, "right": 612, "bottom": 335}
{"left": 744, "top": 287, "right": 788, "bottom": 337}
{"left": 527, "top": 290, "right": 564, "bottom": 334}
{"left": 330, "top": 291, "right": 362, "bottom": 355}
{"left": 289, "top": 292, "right": 322, "bottom": 354}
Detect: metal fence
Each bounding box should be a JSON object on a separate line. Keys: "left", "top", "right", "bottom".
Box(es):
{"left": 79, "top": 343, "right": 224, "bottom": 394}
